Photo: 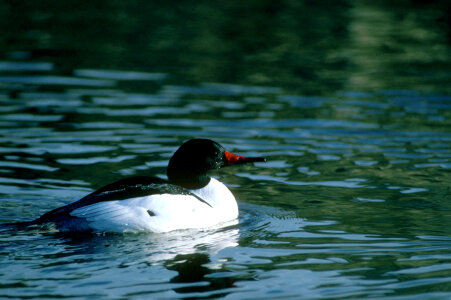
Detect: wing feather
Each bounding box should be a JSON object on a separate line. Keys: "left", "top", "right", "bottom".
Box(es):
{"left": 34, "top": 176, "right": 210, "bottom": 225}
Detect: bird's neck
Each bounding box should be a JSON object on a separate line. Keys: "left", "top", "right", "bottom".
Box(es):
{"left": 167, "top": 166, "right": 211, "bottom": 189}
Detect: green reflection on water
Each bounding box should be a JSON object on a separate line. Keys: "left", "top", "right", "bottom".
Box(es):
{"left": 0, "top": 0, "right": 450, "bottom": 94}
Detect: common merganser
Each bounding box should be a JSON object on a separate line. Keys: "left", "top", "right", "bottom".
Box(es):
{"left": 33, "top": 139, "right": 265, "bottom": 233}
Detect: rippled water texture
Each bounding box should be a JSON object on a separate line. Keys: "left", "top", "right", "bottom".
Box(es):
{"left": 1, "top": 1, "right": 451, "bottom": 299}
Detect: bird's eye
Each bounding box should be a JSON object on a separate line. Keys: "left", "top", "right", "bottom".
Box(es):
{"left": 214, "top": 151, "right": 218, "bottom": 156}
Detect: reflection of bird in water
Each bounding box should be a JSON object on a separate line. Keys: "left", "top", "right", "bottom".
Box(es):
{"left": 143, "top": 226, "right": 240, "bottom": 263}
{"left": 166, "top": 253, "right": 236, "bottom": 296}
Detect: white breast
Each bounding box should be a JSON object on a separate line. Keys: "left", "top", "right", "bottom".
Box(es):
{"left": 189, "top": 177, "right": 238, "bottom": 220}
{"left": 70, "top": 178, "right": 239, "bottom": 233}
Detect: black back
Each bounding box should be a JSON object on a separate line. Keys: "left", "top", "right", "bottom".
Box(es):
{"left": 34, "top": 176, "right": 211, "bottom": 224}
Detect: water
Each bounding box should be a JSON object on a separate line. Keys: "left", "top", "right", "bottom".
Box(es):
{"left": 1, "top": 1, "right": 451, "bottom": 299}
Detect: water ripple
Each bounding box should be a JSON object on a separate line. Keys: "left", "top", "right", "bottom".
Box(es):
{"left": 0, "top": 66, "right": 450, "bottom": 299}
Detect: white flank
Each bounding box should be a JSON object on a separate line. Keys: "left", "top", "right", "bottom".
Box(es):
{"left": 70, "top": 178, "right": 238, "bottom": 233}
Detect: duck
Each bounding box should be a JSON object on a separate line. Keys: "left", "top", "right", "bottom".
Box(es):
{"left": 32, "top": 139, "right": 265, "bottom": 233}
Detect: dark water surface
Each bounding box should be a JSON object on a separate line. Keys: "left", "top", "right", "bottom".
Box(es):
{"left": 1, "top": 1, "right": 451, "bottom": 299}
